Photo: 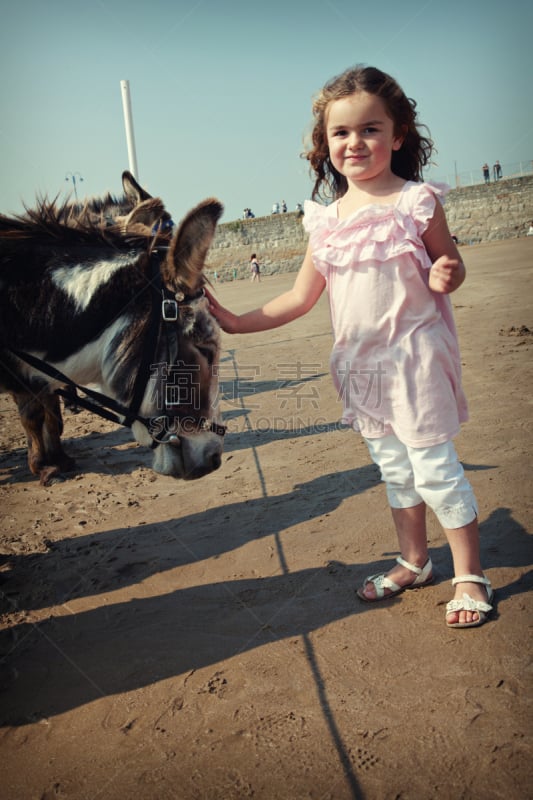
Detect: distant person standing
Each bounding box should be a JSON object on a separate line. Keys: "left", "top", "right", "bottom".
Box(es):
{"left": 281, "top": 200, "right": 287, "bottom": 213}
{"left": 250, "top": 253, "right": 261, "bottom": 282}
{"left": 482, "top": 163, "right": 490, "bottom": 184}
{"left": 272, "top": 202, "right": 280, "bottom": 214}
{"left": 493, "top": 160, "right": 502, "bottom": 181}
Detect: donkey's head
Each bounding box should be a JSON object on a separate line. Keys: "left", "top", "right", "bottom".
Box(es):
{"left": 131, "top": 198, "right": 226, "bottom": 480}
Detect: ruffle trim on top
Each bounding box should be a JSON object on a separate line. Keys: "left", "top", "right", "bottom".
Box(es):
{"left": 303, "top": 182, "right": 450, "bottom": 276}
{"left": 407, "top": 180, "right": 450, "bottom": 233}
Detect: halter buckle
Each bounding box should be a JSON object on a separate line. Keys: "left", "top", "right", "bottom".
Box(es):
{"left": 162, "top": 298, "right": 178, "bottom": 321}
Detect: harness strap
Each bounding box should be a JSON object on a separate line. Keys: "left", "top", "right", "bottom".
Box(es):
{"left": 127, "top": 250, "right": 163, "bottom": 420}
{"left": 10, "top": 346, "right": 226, "bottom": 441}
{"left": 10, "top": 348, "right": 138, "bottom": 426}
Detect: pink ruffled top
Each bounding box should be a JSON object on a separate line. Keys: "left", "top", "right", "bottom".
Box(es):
{"left": 303, "top": 181, "right": 468, "bottom": 446}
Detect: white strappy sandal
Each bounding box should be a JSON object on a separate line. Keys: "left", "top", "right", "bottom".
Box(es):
{"left": 357, "top": 556, "right": 433, "bottom": 602}
{"left": 445, "top": 574, "right": 494, "bottom": 628}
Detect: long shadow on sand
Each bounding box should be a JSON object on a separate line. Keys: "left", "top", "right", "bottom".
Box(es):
{"left": 1, "top": 464, "right": 381, "bottom": 611}
{"left": 1, "top": 485, "right": 530, "bottom": 800}
{"left": 0, "top": 459, "right": 531, "bottom": 727}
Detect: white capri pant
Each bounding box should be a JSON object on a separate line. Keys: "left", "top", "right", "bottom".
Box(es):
{"left": 364, "top": 434, "right": 478, "bottom": 529}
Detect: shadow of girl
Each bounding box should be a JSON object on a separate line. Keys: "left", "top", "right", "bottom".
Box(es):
{"left": 0, "top": 503, "right": 530, "bottom": 724}
{"left": 0, "top": 463, "right": 381, "bottom": 614}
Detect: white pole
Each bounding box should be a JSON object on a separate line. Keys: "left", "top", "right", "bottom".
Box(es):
{"left": 120, "top": 80, "right": 139, "bottom": 179}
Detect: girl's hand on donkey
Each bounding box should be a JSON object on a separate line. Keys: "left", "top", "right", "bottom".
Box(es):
{"left": 429, "top": 255, "right": 465, "bottom": 294}
{"left": 205, "top": 289, "right": 240, "bottom": 333}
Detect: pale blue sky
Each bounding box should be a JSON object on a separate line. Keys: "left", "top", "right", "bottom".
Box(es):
{"left": 1, "top": 0, "right": 531, "bottom": 223}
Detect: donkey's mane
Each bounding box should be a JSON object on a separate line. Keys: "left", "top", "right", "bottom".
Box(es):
{"left": 58, "top": 192, "right": 131, "bottom": 228}
{"left": 0, "top": 199, "right": 171, "bottom": 250}
{"left": 67, "top": 191, "right": 129, "bottom": 216}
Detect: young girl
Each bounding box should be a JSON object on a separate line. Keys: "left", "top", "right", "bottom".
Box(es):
{"left": 207, "top": 65, "right": 493, "bottom": 629}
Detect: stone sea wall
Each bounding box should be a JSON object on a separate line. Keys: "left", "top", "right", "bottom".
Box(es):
{"left": 444, "top": 174, "right": 533, "bottom": 244}
{"left": 208, "top": 174, "right": 533, "bottom": 281}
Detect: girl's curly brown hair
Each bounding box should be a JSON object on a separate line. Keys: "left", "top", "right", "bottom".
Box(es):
{"left": 303, "top": 65, "right": 434, "bottom": 202}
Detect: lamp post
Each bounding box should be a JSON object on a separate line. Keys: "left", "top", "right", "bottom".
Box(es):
{"left": 120, "top": 80, "right": 139, "bottom": 179}
{"left": 65, "top": 171, "right": 84, "bottom": 201}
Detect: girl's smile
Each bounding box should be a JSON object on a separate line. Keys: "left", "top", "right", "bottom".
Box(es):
{"left": 326, "top": 91, "right": 404, "bottom": 186}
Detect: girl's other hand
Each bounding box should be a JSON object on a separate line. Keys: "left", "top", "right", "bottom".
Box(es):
{"left": 428, "top": 255, "right": 465, "bottom": 294}
{"left": 205, "top": 288, "right": 240, "bottom": 333}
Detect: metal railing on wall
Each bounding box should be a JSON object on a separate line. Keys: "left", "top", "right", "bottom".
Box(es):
{"left": 427, "top": 159, "right": 533, "bottom": 189}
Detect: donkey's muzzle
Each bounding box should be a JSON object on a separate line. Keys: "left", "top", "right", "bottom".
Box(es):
{"left": 182, "top": 449, "right": 222, "bottom": 480}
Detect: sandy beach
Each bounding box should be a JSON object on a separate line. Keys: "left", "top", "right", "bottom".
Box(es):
{"left": 0, "top": 237, "right": 532, "bottom": 800}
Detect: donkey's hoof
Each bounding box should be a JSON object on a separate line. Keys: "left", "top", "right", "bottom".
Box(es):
{"left": 39, "top": 466, "right": 66, "bottom": 486}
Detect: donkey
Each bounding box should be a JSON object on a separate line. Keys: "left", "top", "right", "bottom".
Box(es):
{"left": 0, "top": 193, "right": 226, "bottom": 485}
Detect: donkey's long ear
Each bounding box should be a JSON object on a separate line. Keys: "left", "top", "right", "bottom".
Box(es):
{"left": 164, "top": 199, "right": 223, "bottom": 291}
{"left": 122, "top": 171, "right": 153, "bottom": 203}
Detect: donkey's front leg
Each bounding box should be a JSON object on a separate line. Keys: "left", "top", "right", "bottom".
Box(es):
{"left": 13, "top": 392, "right": 76, "bottom": 485}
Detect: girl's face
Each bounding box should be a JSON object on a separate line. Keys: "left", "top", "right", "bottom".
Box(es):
{"left": 326, "top": 91, "right": 404, "bottom": 184}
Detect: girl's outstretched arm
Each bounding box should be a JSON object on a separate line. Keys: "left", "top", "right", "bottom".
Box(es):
{"left": 423, "top": 200, "right": 466, "bottom": 294}
{"left": 207, "top": 243, "right": 326, "bottom": 334}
